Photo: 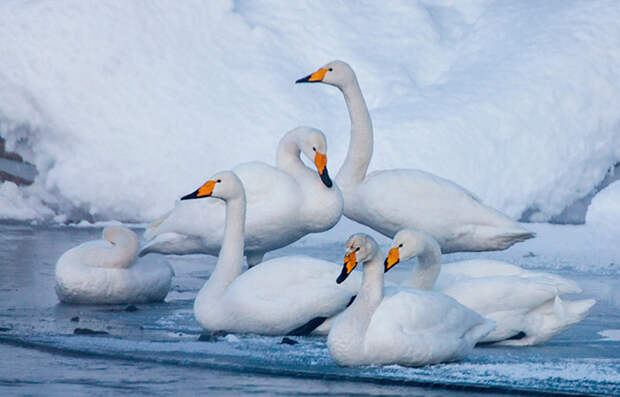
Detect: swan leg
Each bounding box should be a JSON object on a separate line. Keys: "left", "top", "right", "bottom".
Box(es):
{"left": 246, "top": 252, "right": 265, "bottom": 268}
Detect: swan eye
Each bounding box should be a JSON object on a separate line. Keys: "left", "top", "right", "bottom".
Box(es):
{"left": 355, "top": 247, "right": 360, "bottom": 252}
{"left": 216, "top": 179, "right": 222, "bottom": 183}
{"left": 399, "top": 244, "right": 403, "bottom": 248}
{"left": 328, "top": 68, "right": 333, "bottom": 72}
{"left": 312, "top": 146, "right": 316, "bottom": 151}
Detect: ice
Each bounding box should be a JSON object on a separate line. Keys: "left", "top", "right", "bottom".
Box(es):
{"left": 0, "top": 223, "right": 618, "bottom": 395}
{"left": 0, "top": 1, "right": 619, "bottom": 225}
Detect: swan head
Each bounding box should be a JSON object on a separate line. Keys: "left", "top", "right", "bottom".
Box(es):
{"left": 288, "top": 126, "right": 332, "bottom": 187}
{"left": 337, "top": 233, "right": 378, "bottom": 284}
{"left": 295, "top": 60, "right": 356, "bottom": 89}
{"left": 180, "top": 170, "right": 244, "bottom": 202}
{"left": 385, "top": 228, "right": 435, "bottom": 272}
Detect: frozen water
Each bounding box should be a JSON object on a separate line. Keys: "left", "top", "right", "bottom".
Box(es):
{"left": 1, "top": 1, "right": 620, "bottom": 225}
{"left": 0, "top": 223, "right": 618, "bottom": 395}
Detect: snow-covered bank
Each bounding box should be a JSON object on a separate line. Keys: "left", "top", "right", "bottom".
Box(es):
{"left": 0, "top": 0, "right": 619, "bottom": 223}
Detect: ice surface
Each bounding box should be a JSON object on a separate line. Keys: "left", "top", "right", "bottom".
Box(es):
{"left": 0, "top": 223, "right": 618, "bottom": 395}
{"left": 1, "top": 1, "right": 619, "bottom": 224}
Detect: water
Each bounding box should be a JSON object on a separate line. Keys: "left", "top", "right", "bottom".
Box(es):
{"left": 0, "top": 224, "right": 618, "bottom": 396}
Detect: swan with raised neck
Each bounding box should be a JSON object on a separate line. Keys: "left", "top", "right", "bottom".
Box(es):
{"left": 387, "top": 228, "right": 596, "bottom": 345}
{"left": 297, "top": 61, "right": 534, "bottom": 253}
{"left": 327, "top": 233, "right": 493, "bottom": 367}
{"left": 181, "top": 170, "right": 358, "bottom": 335}
{"left": 140, "top": 126, "right": 343, "bottom": 267}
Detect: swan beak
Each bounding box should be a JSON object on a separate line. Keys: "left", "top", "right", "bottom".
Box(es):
{"left": 296, "top": 68, "right": 328, "bottom": 84}
{"left": 384, "top": 247, "right": 400, "bottom": 272}
{"left": 314, "top": 151, "right": 333, "bottom": 188}
{"left": 181, "top": 180, "right": 216, "bottom": 200}
{"left": 337, "top": 252, "right": 357, "bottom": 284}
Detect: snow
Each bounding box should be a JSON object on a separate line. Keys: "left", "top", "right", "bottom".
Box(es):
{"left": 598, "top": 329, "right": 620, "bottom": 342}
{"left": 0, "top": 0, "right": 620, "bottom": 225}
{"left": 586, "top": 180, "right": 620, "bottom": 231}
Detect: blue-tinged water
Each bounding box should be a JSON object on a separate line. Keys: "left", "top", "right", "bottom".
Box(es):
{"left": 0, "top": 224, "right": 618, "bottom": 396}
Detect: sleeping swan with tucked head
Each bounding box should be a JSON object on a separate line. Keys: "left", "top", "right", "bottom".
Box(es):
{"left": 55, "top": 226, "right": 173, "bottom": 304}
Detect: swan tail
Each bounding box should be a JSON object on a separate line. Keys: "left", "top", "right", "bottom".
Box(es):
{"left": 466, "top": 318, "right": 496, "bottom": 345}
{"left": 470, "top": 225, "right": 535, "bottom": 251}
{"left": 144, "top": 211, "right": 172, "bottom": 241}
{"left": 496, "top": 296, "right": 596, "bottom": 346}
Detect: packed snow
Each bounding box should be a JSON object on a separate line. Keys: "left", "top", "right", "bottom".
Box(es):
{"left": 0, "top": 0, "right": 619, "bottom": 228}
{"left": 586, "top": 180, "right": 620, "bottom": 231}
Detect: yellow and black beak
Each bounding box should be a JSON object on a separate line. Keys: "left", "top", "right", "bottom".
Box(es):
{"left": 296, "top": 68, "right": 328, "bottom": 84}
{"left": 314, "top": 151, "right": 332, "bottom": 188}
{"left": 384, "top": 247, "right": 400, "bottom": 273}
{"left": 181, "top": 180, "right": 216, "bottom": 201}
{"left": 337, "top": 251, "right": 358, "bottom": 284}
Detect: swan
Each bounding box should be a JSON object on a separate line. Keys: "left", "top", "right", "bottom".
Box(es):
{"left": 327, "top": 233, "right": 494, "bottom": 367}
{"left": 140, "top": 126, "right": 343, "bottom": 266}
{"left": 296, "top": 61, "right": 534, "bottom": 253}
{"left": 181, "top": 170, "right": 360, "bottom": 335}
{"left": 386, "top": 228, "right": 596, "bottom": 345}
{"left": 55, "top": 226, "right": 174, "bottom": 304}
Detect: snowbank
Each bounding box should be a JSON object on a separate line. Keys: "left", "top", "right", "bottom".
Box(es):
{"left": 1, "top": 0, "right": 619, "bottom": 224}
{"left": 586, "top": 180, "right": 620, "bottom": 230}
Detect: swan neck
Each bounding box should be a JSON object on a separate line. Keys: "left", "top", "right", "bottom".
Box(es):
{"left": 406, "top": 241, "right": 442, "bottom": 290}
{"left": 101, "top": 228, "right": 138, "bottom": 268}
{"left": 350, "top": 250, "right": 384, "bottom": 322}
{"left": 200, "top": 194, "right": 246, "bottom": 298}
{"left": 276, "top": 134, "right": 306, "bottom": 175}
{"left": 335, "top": 78, "right": 373, "bottom": 188}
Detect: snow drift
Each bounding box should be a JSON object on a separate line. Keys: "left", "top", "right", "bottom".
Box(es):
{"left": 1, "top": 0, "right": 619, "bottom": 224}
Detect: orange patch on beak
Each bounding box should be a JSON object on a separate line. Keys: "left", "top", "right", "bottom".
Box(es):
{"left": 344, "top": 251, "right": 357, "bottom": 274}
{"left": 197, "top": 180, "right": 217, "bottom": 197}
{"left": 385, "top": 247, "right": 400, "bottom": 272}
{"left": 314, "top": 151, "right": 327, "bottom": 174}
{"left": 309, "top": 68, "right": 328, "bottom": 82}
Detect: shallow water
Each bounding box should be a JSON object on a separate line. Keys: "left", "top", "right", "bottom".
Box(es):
{"left": 0, "top": 224, "right": 618, "bottom": 396}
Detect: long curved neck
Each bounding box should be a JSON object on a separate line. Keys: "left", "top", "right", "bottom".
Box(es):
{"left": 100, "top": 228, "right": 138, "bottom": 268}
{"left": 335, "top": 77, "right": 373, "bottom": 189}
{"left": 347, "top": 249, "right": 384, "bottom": 333}
{"left": 200, "top": 194, "right": 246, "bottom": 299}
{"left": 276, "top": 134, "right": 308, "bottom": 176}
{"left": 405, "top": 239, "right": 442, "bottom": 290}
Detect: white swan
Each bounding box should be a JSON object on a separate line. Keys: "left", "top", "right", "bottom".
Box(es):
{"left": 296, "top": 61, "right": 534, "bottom": 253}
{"left": 55, "top": 227, "right": 174, "bottom": 304}
{"left": 181, "top": 170, "right": 359, "bottom": 335}
{"left": 386, "top": 228, "right": 596, "bottom": 345}
{"left": 327, "top": 233, "right": 494, "bottom": 367}
{"left": 140, "top": 126, "right": 343, "bottom": 266}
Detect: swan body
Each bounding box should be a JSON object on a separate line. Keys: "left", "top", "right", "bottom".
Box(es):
{"left": 388, "top": 228, "right": 596, "bottom": 345}
{"left": 140, "top": 127, "right": 343, "bottom": 266}
{"left": 183, "top": 171, "right": 359, "bottom": 336}
{"left": 55, "top": 227, "right": 174, "bottom": 304}
{"left": 328, "top": 234, "right": 494, "bottom": 367}
{"left": 297, "top": 61, "right": 534, "bottom": 253}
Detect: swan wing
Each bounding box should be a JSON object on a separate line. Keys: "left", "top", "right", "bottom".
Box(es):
{"left": 222, "top": 256, "right": 360, "bottom": 334}
{"left": 364, "top": 287, "right": 492, "bottom": 365}
{"left": 351, "top": 169, "right": 531, "bottom": 251}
